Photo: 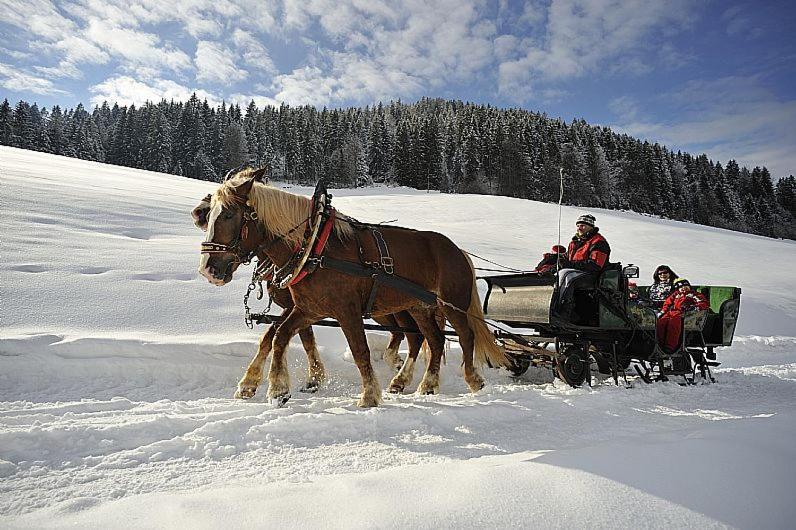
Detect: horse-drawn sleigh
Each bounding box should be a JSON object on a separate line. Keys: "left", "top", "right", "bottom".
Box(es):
{"left": 193, "top": 168, "right": 742, "bottom": 405}
{"left": 480, "top": 268, "right": 741, "bottom": 386}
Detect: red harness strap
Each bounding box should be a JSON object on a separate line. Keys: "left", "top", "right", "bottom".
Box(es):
{"left": 288, "top": 208, "right": 336, "bottom": 286}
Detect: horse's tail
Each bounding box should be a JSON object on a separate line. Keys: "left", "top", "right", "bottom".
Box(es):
{"left": 464, "top": 253, "right": 510, "bottom": 369}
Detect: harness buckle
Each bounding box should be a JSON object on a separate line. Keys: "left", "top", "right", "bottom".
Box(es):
{"left": 381, "top": 256, "right": 394, "bottom": 275}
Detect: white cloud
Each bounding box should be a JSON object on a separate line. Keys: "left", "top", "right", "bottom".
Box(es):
{"left": 0, "top": 62, "right": 69, "bottom": 95}
{"left": 62, "top": 0, "right": 235, "bottom": 38}
{"left": 89, "top": 75, "right": 221, "bottom": 107}
{"left": 84, "top": 19, "right": 192, "bottom": 73}
{"left": 0, "top": 46, "right": 32, "bottom": 60}
{"left": 2, "top": 0, "right": 77, "bottom": 41}
{"left": 25, "top": 34, "right": 109, "bottom": 81}
{"left": 235, "top": 1, "right": 280, "bottom": 34}
{"left": 232, "top": 30, "right": 277, "bottom": 74}
{"left": 498, "top": 0, "right": 695, "bottom": 100}
{"left": 60, "top": 0, "right": 137, "bottom": 30}
{"left": 272, "top": 0, "right": 499, "bottom": 104}
{"left": 611, "top": 77, "right": 796, "bottom": 179}
{"left": 53, "top": 35, "right": 111, "bottom": 65}
{"left": 195, "top": 41, "right": 248, "bottom": 84}
{"left": 271, "top": 66, "right": 335, "bottom": 107}
{"left": 721, "top": 5, "right": 764, "bottom": 39}
{"left": 608, "top": 95, "right": 642, "bottom": 122}
{"left": 330, "top": 53, "right": 426, "bottom": 103}
{"left": 494, "top": 35, "right": 520, "bottom": 61}
{"left": 518, "top": 0, "right": 547, "bottom": 26}
{"left": 33, "top": 62, "right": 83, "bottom": 79}
{"left": 228, "top": 93, "right": 281, "bottom": 110}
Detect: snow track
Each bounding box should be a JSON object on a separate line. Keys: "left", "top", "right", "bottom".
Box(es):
{"left": 2, "top": 333, "right": 795, "bottom": 524}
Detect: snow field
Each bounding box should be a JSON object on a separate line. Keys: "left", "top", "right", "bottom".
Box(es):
{"left": 1, "top": 146, "right": 795, "bottom": 528}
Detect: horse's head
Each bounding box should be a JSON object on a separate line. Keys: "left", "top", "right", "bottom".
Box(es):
{"left": 198, "top": 167, "right": 268, "bottom": 285}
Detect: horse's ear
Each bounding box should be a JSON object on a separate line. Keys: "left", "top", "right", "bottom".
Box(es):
{"left": 231, "top": 177, "right": 255, "bottom": 198}
{"left": 192, "top": 194, "right": 212, "bottom": 231}
{"left": 251, "top": 166, "right": 268, "bottom": 182}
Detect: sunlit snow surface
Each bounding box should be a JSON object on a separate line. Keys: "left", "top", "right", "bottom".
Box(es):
{"left": 1, "top": 146, "right": 795, "bottom": 528}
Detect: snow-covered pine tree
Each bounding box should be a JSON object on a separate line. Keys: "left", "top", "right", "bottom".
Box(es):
{"left": 11, "top": 100, "right": 33, "bottom": 149}
{"left": 0, "top": 99, "right": 12, "bottom": 146}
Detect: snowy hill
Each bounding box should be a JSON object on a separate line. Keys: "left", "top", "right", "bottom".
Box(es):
{"left": 1, "top": 146, "right": 795, "bottom": 528}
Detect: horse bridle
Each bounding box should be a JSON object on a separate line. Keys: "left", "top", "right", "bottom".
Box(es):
{"left": 200, "top": 204, "right": 262, "bottom": 265}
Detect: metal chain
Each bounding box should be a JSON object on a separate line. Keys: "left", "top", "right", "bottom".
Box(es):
{"left": 243, "top": 258, "right": 274, "bottom": 329}
{"left": 243, "top": 283, "right": 256, "bottom": 329}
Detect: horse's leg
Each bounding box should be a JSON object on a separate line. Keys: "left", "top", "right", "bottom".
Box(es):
{"left": 442, "top": 306, "right": 484, "bottom": 392}
{"left": 267, "top": 307, "right": 312, "bottom": 406}
{"left": 235, "top": 318, "right": 280, "bottom": 399}
{"left": 337, "top": 312, "right": 381, "bottom": 407}
{"left": 388, "top": 312, "right": 424, "bottom": 393}
{"left": 297, "top": 325, "right": 326, "bottom": 393}
{"left": 373, "top": 314, "right": 404, "bottom": 372}
{"left": 408, "top": 307, "right": 446, "bottom": 395}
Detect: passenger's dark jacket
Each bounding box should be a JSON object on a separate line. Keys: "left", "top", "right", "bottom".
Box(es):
{"left": 648, "top": 281, "right": 674, "bottom": 307}
{"left": 648, "top": 265, "right": 678, "bottom": 308}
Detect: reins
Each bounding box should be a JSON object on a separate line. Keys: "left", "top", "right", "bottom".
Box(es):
{"left": 465, "top": 251, "right": 528, "bottom": 274}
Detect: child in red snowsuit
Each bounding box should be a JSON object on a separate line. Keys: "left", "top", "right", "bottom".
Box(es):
{"left": 656, "top": 278, "right": 709, "bottom": 353}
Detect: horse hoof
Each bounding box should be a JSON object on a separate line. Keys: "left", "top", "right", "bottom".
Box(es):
{"left": 387, "top": 383, "right": 404, "bottom": 394}
{"left": 357, "top": 397, "right": 380, "bottom": 408}
{"left": 269, "top": 393, "right": 291, "bottom": 407}
{"left": 466, "top": 378, "right": 486, "bottom": 393}
{"left": 235, "top": 387, "right": 256, "bottom": 399}
{"left": 299, "top": 382, "right": 319, "bottom": 394}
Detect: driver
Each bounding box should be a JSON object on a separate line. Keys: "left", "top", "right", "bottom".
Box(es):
{"left": 554, "top": 214, "right": 611, "bottom": 322}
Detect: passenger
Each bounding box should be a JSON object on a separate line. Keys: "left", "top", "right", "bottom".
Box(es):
{"left": 554, "top": 214, "right": 611, "bottom": 322}
{"left": 628, "top": 281, "right": 639, "bottom": 301}
{"left": 648, "top": 265, "right": 678, "bottom": 308}
{"left": 534, "top": 245, "right": 567, "bottom": 275}
{"left": 656, "top": 278, "right": 709, "bottom": 353}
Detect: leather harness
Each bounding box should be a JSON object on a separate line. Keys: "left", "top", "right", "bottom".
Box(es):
{"left": 203, "top": 180, "right": 434, "bottom": 319}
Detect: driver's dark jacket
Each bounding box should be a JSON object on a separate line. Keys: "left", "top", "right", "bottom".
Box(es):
{"left": 566, "top": 228, "right": 610, "bottom": 273}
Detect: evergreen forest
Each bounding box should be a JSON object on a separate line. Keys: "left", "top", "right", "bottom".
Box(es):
{"left": 2, "top": 96, "right": 794, "bottom": 239}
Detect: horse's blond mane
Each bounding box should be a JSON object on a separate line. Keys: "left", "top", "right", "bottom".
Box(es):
{"left": 214, "top": 169, "right": 353, "bottom": 245}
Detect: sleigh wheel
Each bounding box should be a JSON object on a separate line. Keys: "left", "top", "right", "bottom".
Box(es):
{"left": 556, "top": 344, "right": 589, "bottom": 387}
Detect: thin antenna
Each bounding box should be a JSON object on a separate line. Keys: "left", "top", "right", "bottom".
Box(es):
{"left": 556, "top": 167, "right": 564, "bottom": 269}
{"left": 555, "top": 167, "right": 565, "bottom": 319}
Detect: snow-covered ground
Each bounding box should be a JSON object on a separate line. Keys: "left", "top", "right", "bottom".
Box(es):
{"left": 1, "top": 146, "right": 795, "bottom": 528}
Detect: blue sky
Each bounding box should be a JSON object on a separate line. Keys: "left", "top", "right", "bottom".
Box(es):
{"left": 1, "top": 0, "right": 794, "bottom": 178}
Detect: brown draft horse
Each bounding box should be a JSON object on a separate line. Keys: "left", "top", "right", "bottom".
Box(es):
{"left": 191, "top": 194, "right": 426, "bottom": 398}
{"left": 198, "top": 168, "right": 508, "bottom": 407}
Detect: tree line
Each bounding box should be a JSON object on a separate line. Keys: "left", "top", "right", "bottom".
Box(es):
{"left": 1, "top": 95, "right": 794, "bottom": 239}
